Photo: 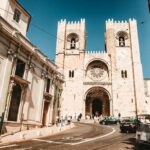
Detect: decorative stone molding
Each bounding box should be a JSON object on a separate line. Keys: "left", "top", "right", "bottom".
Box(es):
{"left": 7, "top": 50, "right": 17, "bottom": 58}
{"left": 41, "top": 71, "right": 48, "bottom": 79}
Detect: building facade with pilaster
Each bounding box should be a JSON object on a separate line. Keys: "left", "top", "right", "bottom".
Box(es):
{"left": 0, "top": 0, "right": 63, "bottom": 133}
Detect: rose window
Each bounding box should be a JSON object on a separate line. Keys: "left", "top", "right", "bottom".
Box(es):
{"left": 86, "top": 61, "right": 108, "bottom": 81}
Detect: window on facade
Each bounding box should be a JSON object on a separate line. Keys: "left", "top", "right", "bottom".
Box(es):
{"left": 15, "top": 59, "right": 26, "bottom": 78}
{"left": 119, "top": 37, "right": 125, "bottom": 47}
{"left": 70, "top": 38, "right": 76, "bottom": 49}
{"left": 125, "top": 70, "right": 127, "bottom": 78}
{"left": 121, "top": 70, "right": 127, "bottom": 78}
{"left": 46, "top": 78, "right": 51, "bottom": 93}
{"left": 69, "top": 70, "right": 72, "bottom": 77}
{"left": 69, "top": 70, "right": 74, "bottom": 78}
{"left": 13, "top": 9, "right": 21, "bottom": 23}
{"left": 72, "top": 70, "right": 74, "bottom": 77}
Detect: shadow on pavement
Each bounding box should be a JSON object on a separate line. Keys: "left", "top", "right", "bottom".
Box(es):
{"left": 122, "top": 137, "right": 150, "bottom": 150}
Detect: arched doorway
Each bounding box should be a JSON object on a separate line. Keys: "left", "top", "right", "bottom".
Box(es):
{"left": 85, "top": 87, "right": 110, "bottom": 117}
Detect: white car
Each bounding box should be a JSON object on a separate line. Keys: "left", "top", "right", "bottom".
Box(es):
{"left": 136, "top": 114, "right": 150, "bottom": 146}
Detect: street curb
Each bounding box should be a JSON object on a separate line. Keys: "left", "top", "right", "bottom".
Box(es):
{"left": 0, "top": 123, "right": 75, "bottom": 145}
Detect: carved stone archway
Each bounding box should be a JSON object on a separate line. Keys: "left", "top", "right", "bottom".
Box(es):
{"left": 85, "top": 87, "right": 110, "bottom": 117}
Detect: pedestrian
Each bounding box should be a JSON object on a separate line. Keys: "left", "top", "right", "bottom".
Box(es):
{"left": 77, "top": 113, "right": 82, "bottom": 121}
{"left": 118, "top": 113, "right": 121, "bottom": 123}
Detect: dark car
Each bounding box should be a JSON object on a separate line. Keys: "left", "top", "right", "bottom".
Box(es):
{"left": 120, "top": 118, "right": 140, "bottom": 133}
{"left": 99, "top": 116, "right": 118, "bottom": 125}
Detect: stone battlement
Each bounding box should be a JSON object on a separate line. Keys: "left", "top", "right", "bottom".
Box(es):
{"left": 106, "top": 18, "right": 137, "bottom": 29}
{"left": 106, "top": 18, "right": 136, "bottom": 24}
{"left": 58, "top": 19, "right": 85, "bottom": 29}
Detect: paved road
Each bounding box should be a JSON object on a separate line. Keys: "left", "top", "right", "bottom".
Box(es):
{"left": 0, "top": 123, "right": 150, "bottom": 150}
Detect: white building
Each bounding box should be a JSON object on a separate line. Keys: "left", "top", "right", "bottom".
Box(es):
{"left": 56, "top": 19, "right": 150, "bottom": 118}
{"left": 0, "top": 0, "right": 63, "bottom": 133}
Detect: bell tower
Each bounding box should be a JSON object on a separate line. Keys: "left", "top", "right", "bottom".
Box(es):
{"left": 55, "top": 19, "right": 86, "bottom": 116}
{"left": 55, "top": 19, "right": 86, "bottom": 73}
{"left": 105, "top": 19, "right": 147, "bottom": 116}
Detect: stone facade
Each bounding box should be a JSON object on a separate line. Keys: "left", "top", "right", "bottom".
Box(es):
{"left": 0, "top": 0, "right": 63, "bottom": 133}
{"left": 56, "top": 19, "right": 149, "bottom": 119}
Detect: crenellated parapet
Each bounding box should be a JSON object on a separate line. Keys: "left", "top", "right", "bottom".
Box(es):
{"left": 66, "top": 18, "right": 85, "bottom": 30}
{"left": 106, "top": 18, "right": 137, "bottom": 29}
{"left": 58, "top": 18, "right": 85, "bottom": 30}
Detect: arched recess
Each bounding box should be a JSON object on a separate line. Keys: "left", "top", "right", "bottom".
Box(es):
{"left": 85, "top": 59, "right": 109, "bottom": 81}
{"left": 116, "top": 31, "right": 129, "bottom": 47}
{"left": 85, "top": 87, "right": 111, "bottom": 117}
{"left": 66, "top": 33, "right": 79, "bottom": 49}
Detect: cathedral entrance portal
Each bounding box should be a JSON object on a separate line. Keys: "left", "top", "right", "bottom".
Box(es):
{"left": 85, "top": 87, "right": 110, "bottom": 117}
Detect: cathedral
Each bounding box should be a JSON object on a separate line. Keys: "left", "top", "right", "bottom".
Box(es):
{"left": 0, "top": 0, "right": 150, "bottom": 134}
{"left": 56, "top": 18, "right": 150, "bottom": 118}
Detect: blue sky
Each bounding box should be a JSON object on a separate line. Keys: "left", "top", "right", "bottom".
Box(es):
{"left": 19, "top": 0, "right": 150, "bottom": 78}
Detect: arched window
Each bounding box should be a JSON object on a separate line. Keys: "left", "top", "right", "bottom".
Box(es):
{"left": 119, "top": 37, "right": 125, "bottom": 47}
{"left": 125, "top": 70, "right": 127, "bottom": 78}
{"left": 116, "top": 31, "right": 128, "bottom": 47}
{"left": 67, "top": 33, "right": 79, "bottom": 49}
{"left": 69, "top": 70, "right": 74, "bottom": 78}
{"left": 72, "top": 70, "right": 74, "bottom": 77}
{"left": 121, "top": 70, "right": 127, "bottom": 78}
{"left": 69, "top": 70, "right": 72, "bottom": 77}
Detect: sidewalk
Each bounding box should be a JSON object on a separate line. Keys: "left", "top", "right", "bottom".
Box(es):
{"left": 0, "top": 123, "right": 75, "bottom": 145}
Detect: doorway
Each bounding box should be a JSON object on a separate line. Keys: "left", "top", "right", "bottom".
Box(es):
{"left": 42, "top": 101, "right": 50, "bottom": 126}
{"left": 8, "top": 84, "right": 22, "bottom": 121}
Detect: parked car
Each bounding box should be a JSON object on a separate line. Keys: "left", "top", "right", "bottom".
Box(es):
{"left": 120, "top": 117, "right": 139, "bottom": 133}
{"left": 99, "top": 116, "right": 118, "bottom": 125}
